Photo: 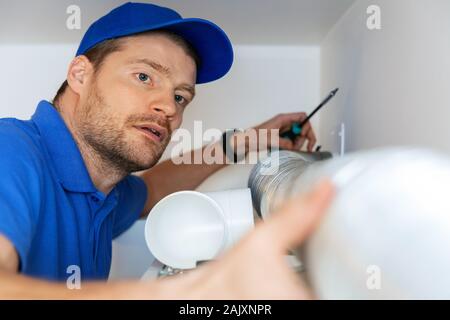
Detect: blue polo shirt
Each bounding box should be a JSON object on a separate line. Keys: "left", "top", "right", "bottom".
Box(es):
{"left": 0, "top": 100, "right": 148, "bottom": 281}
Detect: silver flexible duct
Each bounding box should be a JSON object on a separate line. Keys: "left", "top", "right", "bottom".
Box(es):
{"left": 248, "top": 148, "right": 450, "bottom": 299}
{"left": 248, "top": 150, "right": 332, "bottom": 219}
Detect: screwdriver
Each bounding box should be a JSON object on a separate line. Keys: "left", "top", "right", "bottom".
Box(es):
{"left": 281, "top": 88, "right": 339, "bottom": 141}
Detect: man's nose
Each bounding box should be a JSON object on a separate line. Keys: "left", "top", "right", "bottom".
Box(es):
{"left": 149, "top": 92, "right": 177, "bottom": 118}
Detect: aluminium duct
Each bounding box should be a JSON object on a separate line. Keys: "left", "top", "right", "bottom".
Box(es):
{"left": 248, "top": 148, "right": 450, "bottom": 299}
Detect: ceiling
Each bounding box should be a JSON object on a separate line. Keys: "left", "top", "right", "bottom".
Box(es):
{"left": 0, "top": 0, "right": 356, "bottom": 45}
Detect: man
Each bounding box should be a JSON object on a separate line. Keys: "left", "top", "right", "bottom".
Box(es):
{"left": 0, "top": 2, "right": 334, "bottom": 299}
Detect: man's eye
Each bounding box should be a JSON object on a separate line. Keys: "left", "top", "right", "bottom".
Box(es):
{"left": 175, "top": 95, "right": 185, "bottom": 104}
{"left": 137, "top": 73, "right": 151, "bottom": 83}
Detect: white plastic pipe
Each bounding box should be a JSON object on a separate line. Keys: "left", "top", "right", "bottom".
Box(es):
{"left": 144, "top": 188, "right": 254, "bottom": 270}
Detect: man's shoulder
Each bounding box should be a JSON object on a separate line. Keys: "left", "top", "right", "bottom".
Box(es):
{"left": 0, "top": 117, "right": 39, "bottom": 141}
{"left": 0, "top": 117, "right": 44, "bottom": 169}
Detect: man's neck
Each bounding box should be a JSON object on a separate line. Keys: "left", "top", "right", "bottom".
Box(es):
{"left": 55, "top": 96, "right": 126, "bottom": 195}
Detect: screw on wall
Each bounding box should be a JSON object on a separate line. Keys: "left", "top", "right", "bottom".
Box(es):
{"left": 339, "top": 122, "right": 345, "bottom": 156}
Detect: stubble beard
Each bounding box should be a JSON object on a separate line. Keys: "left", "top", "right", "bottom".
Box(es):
{"left": 76, "top": 84, "right": 170, "bottom": 175}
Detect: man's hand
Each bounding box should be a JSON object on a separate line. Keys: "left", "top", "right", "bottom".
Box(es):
{"left": 252, "top": 112, "right": 317, "bottom": 152}
{"left": 0, "top": 234, "right": 19, "bottom": 273}
{"left": 163, "top": 179, "right": 335, "bottom": 299}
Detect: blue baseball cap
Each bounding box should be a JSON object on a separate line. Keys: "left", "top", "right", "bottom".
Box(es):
{"left": 76, "top": 2, "right": 234, "bottom": 84}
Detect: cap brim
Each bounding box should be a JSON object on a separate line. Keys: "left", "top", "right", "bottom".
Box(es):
{"left": 162, "top": 18, "right": 234, "bottom": 84}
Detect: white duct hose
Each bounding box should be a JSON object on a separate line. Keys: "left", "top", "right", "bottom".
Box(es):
{"left": 249, "top": 148, "right": 450, "bottom": 299}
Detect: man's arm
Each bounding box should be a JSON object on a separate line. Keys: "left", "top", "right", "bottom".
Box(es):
{"left": 0, "top": 180, "right": 334, "bottom": 299}
{"left": 138, "top": 112, "right": 317, "bottom": 217}
{"left": 0, "top": 234, "right": 18, "bottom": 273}
{"left": 0, "top": 233, "right": 201, "bottom": 299}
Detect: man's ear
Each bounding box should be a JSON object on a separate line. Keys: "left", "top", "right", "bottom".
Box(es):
{"left": 66, "top": 55, "right": 94, "bottom": 95}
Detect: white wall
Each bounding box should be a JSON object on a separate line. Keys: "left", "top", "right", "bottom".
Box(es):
{"left": 320, "top": 0, "right": 450, "bottom": 155}
{"left": 0, "top": 44, "right": 77, "bottom": 119}
{"left": 0, "top": 0, "right": 355, "bottom": 46}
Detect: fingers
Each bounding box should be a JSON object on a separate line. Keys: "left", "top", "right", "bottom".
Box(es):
{"left": 256, "top": 112, "right": 317, "bottom": 152}
{"left": 304, "top": 122, "right": 317, "bottom": 152}
{"left": 277, "top": 113, "right": 316, "bottom": 152}
{"left": 261, "top": 179, "right": 335, "bottom": 251}
{"left": 277, "top": 138, "right": 295, "bottom": 151}
{"left": 294, "top": 121, "right": 317, "bottom": 152}
{"left": 278, "top": 112, "right": 307, "bottom": 123}
{"left": 276, "top": 112, "right": 307, "bottom": 130}
{"left": 294, "top": 136, "right": 307, "bottom": 151}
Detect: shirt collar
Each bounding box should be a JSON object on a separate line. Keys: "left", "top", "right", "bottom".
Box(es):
{"left": 32, "top": 100, "right": 97, "bottom": 193}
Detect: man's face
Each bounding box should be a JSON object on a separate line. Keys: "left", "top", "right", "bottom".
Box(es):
{"left": 75, "top": 33, "right": 197, "bottom": 173}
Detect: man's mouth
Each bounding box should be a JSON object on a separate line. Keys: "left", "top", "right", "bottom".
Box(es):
{"left": 134, "top": 124, "right": 167, "bottom": 143}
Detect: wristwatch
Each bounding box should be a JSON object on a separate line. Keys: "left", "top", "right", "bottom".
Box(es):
{"left": 222, "top": 129, "right": 246, "bottom": 163}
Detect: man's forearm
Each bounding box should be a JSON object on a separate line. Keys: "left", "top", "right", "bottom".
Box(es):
{"left": 0, "top": 269, "right": 142, "bottom": 299}
{"left": 0, "top": 269, "right": 198, "bottom": 299}
{"left": 138, "top": 140, "right": 229, "bottom": 215}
